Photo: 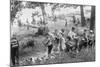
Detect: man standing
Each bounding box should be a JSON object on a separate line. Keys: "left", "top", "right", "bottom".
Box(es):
{"left": 11, "top": 34, "right": 19, "bottom": 66}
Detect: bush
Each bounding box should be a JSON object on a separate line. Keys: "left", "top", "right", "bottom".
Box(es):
{"left": 36, "top": 26, "right": 49, "bottom": 36}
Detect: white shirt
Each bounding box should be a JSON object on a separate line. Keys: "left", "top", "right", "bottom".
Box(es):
{"left": 68, "top": 31, "right": 76, "bottom": 39}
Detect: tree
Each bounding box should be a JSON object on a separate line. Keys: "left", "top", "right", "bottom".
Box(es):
{"left": 51, "top": 3, "right": 59, "bottom": 22}
{"left": 90, "top": 6, "right": 95, "bottom": 30}
{"left": 80, "top": 5, "right": 85, "bottom": 26}
{"left": 30, "top": 2, "right": 47, "bottom": 25}
{"left": 36, "top": 2, "right": 46, "bottom": 25}
{"left": 10, "top": 0, "right": 22, "bottom": 22}
{"left": 26, "top": 19, "right": 29, "bottom": 30}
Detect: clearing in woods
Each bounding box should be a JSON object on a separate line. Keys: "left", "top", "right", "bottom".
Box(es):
{"left": 17, "top": 30, "right": 95, "bottom": 65}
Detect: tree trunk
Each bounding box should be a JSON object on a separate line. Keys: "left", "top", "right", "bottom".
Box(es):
{"left": 80, "top": 5, "right": 85, "bottom": 26}
{"left": 90, "top": 6, "right": 95, "bottom": 30}
{"left": 39, "top": 4, "right": 46, "bottom": 25}
{"left": 26, "top": 19, "right": 29, "bottom": 30}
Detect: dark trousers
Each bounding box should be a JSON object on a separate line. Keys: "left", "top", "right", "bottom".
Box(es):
{"left": 11, "top": 47, "right": 19, "bottom": 65}
{"left": 48, "top": 45, "right": 53, "bottom": 54}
